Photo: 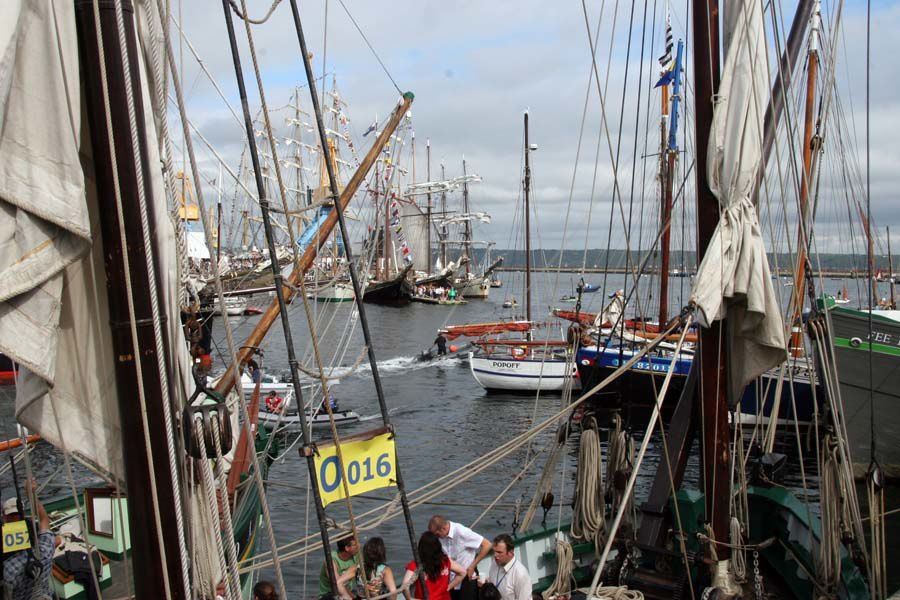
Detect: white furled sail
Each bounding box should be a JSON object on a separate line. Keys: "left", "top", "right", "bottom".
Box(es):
{"left": 689, "top": 0, "right": 786, "bottom": 403}
{"left": 0, "top": 0, "right": 193, "bottom": 482}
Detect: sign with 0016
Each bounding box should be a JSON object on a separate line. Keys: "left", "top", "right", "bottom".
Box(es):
{"left": 314, "top": 431, "right": 397, "bottom": 507}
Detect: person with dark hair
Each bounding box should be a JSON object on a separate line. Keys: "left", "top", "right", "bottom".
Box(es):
{"left": 318, "top": 535, "right": 360, "bottom": 599}
{"left": 486, "top": 534, "right": 531, "bottom": 600}
{"left": 478, "top": 583, "right": 502, "bottom": 600}
{"left": 253, "top": 580, "right": 278, "bottom": 600}
{"left": 362, "top": 537, "right": 398, "bottom": 600}
{"left": 428, "top": 515, "right": 492, "bottom": 600}
{"left": 402, "top": 531, "right": 466, "bottom": 600}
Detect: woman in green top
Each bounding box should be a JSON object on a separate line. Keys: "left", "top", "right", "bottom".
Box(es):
{"left": 319, "top": 536, "right": 360, "bottom": 598}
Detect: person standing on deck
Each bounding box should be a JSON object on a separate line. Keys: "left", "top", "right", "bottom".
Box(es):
{"left": 434, "top": 333, "right": 448, "bottom": 356}
{"left": 2, "top": 481, "right": 57, "bottom": 600}
{"left": 319, "top": 535, "right": 360, "bottom": 600}
{"left": 485, "top": 535, "right": 531, "bottom": 600}
{"left": 429, "top": 515, "right": 492, "bottom": 600}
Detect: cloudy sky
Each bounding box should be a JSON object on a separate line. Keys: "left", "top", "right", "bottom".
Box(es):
{"left": 174, "top": 0, "right": 900, "bottom": 255}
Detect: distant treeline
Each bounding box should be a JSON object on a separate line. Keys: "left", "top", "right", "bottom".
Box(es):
{"left": 471, "top": 248, "right": 897, "bottom": 271}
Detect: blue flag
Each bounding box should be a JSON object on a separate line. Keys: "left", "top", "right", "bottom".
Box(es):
{"left": 655, "top": 69, "right": 675, "bottom": 88}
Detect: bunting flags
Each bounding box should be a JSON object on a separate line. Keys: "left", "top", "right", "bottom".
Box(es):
{"left": 390, "top": 198, "right": 414, "bottom": 265}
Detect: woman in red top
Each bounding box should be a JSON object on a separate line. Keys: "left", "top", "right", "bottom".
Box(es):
{"left": 402, "top": 531, "right": 465, "bottom": 600}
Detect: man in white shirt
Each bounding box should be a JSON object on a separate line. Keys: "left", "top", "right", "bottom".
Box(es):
{"left": 429, "top": 515, "right": 493, "bottom": 600}
{"left": 486, "top": 534, "right": 531, "bottom": 600}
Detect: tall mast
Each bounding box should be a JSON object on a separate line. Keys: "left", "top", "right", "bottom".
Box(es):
{"left": 659, "top": 41, "right": 684, "bottom": 328}
{"left": 789, "top": 0, "right": 821, "bottom": 353}
{"left": 691, "top": 0, "right": 730, "bottom": 563}
{"left": 440, "top": 162, "right": 448, "bottom": 268}
{"left": 462, "top": 159, "right": 472, "bottom": 275}
{"left": 523, "top": 111, "right": 532, "bottom": 324}
{"left": 426, "top": 139, "right": 433, "bottom": 272}
{"left": 75, "top": 3, "right": 187, "bottom": 597}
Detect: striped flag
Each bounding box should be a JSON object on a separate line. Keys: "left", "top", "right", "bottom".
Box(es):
{"left": 658, "top": 12, "right": 673, "bottom": 69}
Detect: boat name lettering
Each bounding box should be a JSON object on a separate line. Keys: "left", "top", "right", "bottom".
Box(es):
{"left": 866, "top": 331, "right": 896, "bottom": 345}
{"left": 608, "top": 358, "right": 670, "bottom": 372}
{"left": 492, "top": 361, "right": 521, "bottom": 369}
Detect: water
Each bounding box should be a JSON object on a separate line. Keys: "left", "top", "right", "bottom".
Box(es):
{"left": 1, "top": 271, "right": 897, "bottom": 596}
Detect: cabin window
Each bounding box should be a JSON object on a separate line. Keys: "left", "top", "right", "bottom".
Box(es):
{"left": 85, "top": 488, "right": 116, "bottom": 538}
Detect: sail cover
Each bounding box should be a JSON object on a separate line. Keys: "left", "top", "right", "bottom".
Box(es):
{"left": 441, "top": 321, "right": 532, "bottom": 340}
{"left": 690, "top": 0, "right": 786, "bottom": 404}
{"left": 0, "top": 0, "right": 192, "bottom": 480}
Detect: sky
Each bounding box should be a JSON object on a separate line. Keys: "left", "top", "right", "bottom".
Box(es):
{"left": 174, "top": 0, "right": 900, "bottom": 255}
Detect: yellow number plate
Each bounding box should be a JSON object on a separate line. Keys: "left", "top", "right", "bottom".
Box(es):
{"left": 314, "top": 432, "right": 397, "bottom": 507}
{"left": 2, "top": 520, "right": 31, "bottom": 553}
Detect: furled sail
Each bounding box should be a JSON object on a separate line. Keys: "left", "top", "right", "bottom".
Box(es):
{"left": 440, "top": 321, "right": 532, "bottom": 340}
{"left": 0, "top": 0, "right": 192, "bottom": 481}
{"left": 689, "top": 0, "right": 786, "bottom": 403}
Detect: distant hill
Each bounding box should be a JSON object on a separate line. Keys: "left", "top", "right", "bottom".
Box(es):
{"left": 469, "top": 248, "right": 896, "bottom": 272}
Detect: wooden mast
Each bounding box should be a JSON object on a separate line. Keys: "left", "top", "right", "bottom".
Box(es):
{"left": 524, "top": 111, "right": 533, "bottom": 326}
{"left": 691, "top": 0, "right": 730, "bottom": 562}
{"left": 440, "top": 162, "right": 448, "bottom": 268}
{"left": 214, "top": 94, "right": 413, "bottom": 396}
{"left": 889, "top": 227, "right": 896, "bottom": 309}
{"left": 74, "top": 2, "right": 187, "bottom": 597}
{"left": 659, "top": 83, "right": 672, "bottom": 328}
{"left": 789, "top": 0, "right": 821, "bottom": 355}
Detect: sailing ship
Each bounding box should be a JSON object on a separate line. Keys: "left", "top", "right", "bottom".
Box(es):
{"left": 455, "top": 113, "right": 580, "bottom": 392}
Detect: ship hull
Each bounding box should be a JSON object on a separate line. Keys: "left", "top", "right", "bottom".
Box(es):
{"left": 469, "top": 352, "right": 581, "bottom": 392}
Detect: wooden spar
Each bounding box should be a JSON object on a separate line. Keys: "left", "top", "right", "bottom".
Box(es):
{"left": 0, "top": 435, "right": 40, "bottom": 453}
{"left": 659, "top": 81, "right": 673, "bottom": 328}
{"left": 691, "top": 0, "right": 730, "bottom": 561}
{"left": 789, "top": 3, "right": 820, "bottom": 356}
{"left": 440, "top": 163, "right": 448, "bottom": 268}
{"left": 74, "top": 2, "right": 188, "bottom": 596}
{"left": 226, "top": 381, "right": 260, "bottom": 496}
{"left": 524, "top": 112, "right": 533, "bottom": 326}
{"left": 214, "top": 94, "right": 413, "bottom": 396}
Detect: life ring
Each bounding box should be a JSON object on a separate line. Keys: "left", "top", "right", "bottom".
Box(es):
{"left": 511, "top": 346, "right": 528, "bottom": 360}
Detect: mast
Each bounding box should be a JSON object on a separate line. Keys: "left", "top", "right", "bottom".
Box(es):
{"left": 440, "top": 162, "right": 448, "bottom": 268}
{"left": 74, "top": 2, "right": 187, "bottom": 597}
{"left": 659, "top": 41, "right": 684, "bottom": 328}
{"left": 462, "top": 159, "right": 472, "bottom": 276}
{"left": 691, "top": 0, "right": 730, "bottom": 562}
{"left": 426, "top": 139, "right": 433, "bottom": 272}
{"left": 789, "top": 0, "right": 821, "bottom": 354}
{"left": 523, "top": 112, "right": 532, "bottom": 325}
{"left": 383, "top": 161, "right": 392, "bottom": 278}
{"left": 889, "top": 227, "right": 896, "bottom": 309}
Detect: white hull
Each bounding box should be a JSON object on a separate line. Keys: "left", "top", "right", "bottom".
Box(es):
{"left": 212, "top": 297, "right": 248, "bottom": 316}
{"left": 258, "top": 409, "right": 360, "bottom": 431}
{"left": 310, "top": 281, "right": 355, "bottom": 302}
{"left": 469, "top": 352, "right": 581, "bottom": 392}
{"left": 454, "top": 277, "right": 490, "bottom": 299}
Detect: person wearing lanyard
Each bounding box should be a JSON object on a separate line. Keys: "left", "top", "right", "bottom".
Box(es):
{"left": 428, "top": 516, "right": 493, "bottom": 600}
{"left": 486, "top": 535, "right": 531, "bottom": 600}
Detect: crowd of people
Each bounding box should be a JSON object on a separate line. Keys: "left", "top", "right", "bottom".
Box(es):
{"left": 255, "top": 515, "right": 535, "bottom": 600}
{"left": 414, "top": 285, "right": 460, "bottom": 302}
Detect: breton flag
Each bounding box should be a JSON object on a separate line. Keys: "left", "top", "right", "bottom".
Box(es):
{"left": 654, "top": 12, "right": 675, "bottom": 87}
{"left": 658, "top": 11, "right": 673, "bottom": 68}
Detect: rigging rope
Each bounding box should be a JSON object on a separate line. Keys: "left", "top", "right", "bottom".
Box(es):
{"left": 570, "top": 422, "right": 606, "bottom": 545}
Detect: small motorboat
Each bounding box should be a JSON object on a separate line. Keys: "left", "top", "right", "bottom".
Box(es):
{"left": 502, "top": 298, "right": 519, "bottom": 309}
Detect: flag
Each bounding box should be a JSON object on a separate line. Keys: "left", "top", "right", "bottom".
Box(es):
{"left": 363, "top": 120, "right": 377, "bottom": 137}
{"left": 658, "top": 11, "right": 673, "bottom": 69}
{"left": 655, "top": 69, "right": 675, "bottom": 88}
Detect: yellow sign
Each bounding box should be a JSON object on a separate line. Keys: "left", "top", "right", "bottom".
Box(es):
{"left": 314, "top": 431, "right": 397, "bottom": 507}
{"left": 2, "top": 520, "right": 31, "bottom": 554}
